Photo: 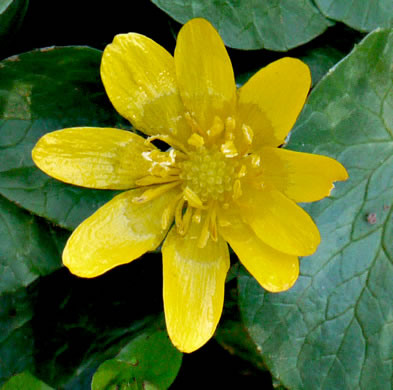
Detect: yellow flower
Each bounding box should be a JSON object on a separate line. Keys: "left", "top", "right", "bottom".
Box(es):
{"left": 32, "top": 18, "right": 348, "bottom": 353}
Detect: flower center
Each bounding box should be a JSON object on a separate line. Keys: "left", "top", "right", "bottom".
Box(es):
{"left": 179, "top": 146, "right": 238, "bottom": 203}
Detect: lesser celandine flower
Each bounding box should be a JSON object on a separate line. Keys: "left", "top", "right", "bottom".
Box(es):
{"left": 32, "top": 18, "right": 348, "bottom": 353}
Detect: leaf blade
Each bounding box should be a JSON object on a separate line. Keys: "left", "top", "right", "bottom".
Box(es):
{"left": 151, "top": 0, "right": 331, "bottom": 51}
{"left": 238, "top": 28, "right": 393, "bottom": 390}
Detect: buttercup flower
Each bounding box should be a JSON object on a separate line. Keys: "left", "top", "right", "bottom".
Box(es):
{"left": 32, "top": 18, "right": 348, "bottom": 353}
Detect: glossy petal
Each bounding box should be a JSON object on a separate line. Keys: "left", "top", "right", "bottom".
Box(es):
{"left": 162, "top": 217, "right": 230, "bottom": 353}
{"left": 174, "top": 18, "right": 236, "bottom": 131}
{"left": 63, "top": 187, "right": 180, "bottom": 277}
{"left": 259, "top": 147, "right": 349, "bottom": 202}
{"left": 101, "top": 33, "right": 190, "bottom": 144}
{"left": 237, "top": 182, "right": 320, "bottom": 256}
{"left": 238, "top": 57, "right": 311, "bottom": 148}
{"left": 218, "top": 208, "right": 299, "bottom": 292}
{"left": 32, "top": 127, "right": 155, "bottom": 189}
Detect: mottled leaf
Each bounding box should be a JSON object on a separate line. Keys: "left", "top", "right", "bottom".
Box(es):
{"left": 0, "top": 46, "right": 126, "bottom": 230}
{"left": 151, "top": 0, "right": 332, "bottom": 51}
{"left": 315, "top": 0, "right": 393, "bottom": 32}
{"left": 238, "top": 29, "right": 393, "bottom": 390}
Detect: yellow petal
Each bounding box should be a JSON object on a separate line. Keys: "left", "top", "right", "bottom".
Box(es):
{"left": 32, "top": 127, "right": 155, "bottom": 189}
{"left": 237, "top": 182, "right": 320, "bottom": 256}
{"left": 101, "top": 33, "right": 190, "bottom": 144}
{"left": 259, "top": 147, "right": 349, "bottom": 202}
{"left": 174, "top": 18, "right": 236, "bottom": 132}
{"left": 162, "top": 217, "right": 230, "bottom": 353}
{"left": 63, "top": 187, "right": 180, "bottom": 278}
{"left": 218, "top": 208, "right": 299, "bottom": 292}
{"left": 238, "top": 57, "right": 311, "bottom": 148}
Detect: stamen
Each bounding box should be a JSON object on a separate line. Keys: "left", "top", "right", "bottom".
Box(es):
{"left": 175, "top": 198, "right": 186, "bottom": 233}
{"left": 198, "top": 215, "right": 210, "bottom": 248}
{"left": 225, "top": 117, "right": 236, "bottom": 140}
{"left": 184, "top": 112, "right": 205, "bottom": 136}
{"left": 207, "top": 116, "right": 224, "bottom": 137}
{"left": 183, "top": 186, "right": 205, "bottom": 209}
{"left": 169, "top": 148, "right": 187, "bottom": 162}
{"left": 132, "top": 181, "right": 181, "bottom": 203}
{"left": 242, "top": 124, "right": 253, "bottom": 145}
{"left": 209, "top": 206, "right": 218, "bottom": 242}
{"left": 251, "top": 153, "right": 261, "bottom": 168}
{"left": 198, "top": 201, "right": 214, "bottom": 248}
{"left": 135, "top": 175, "right": 180, "bottom": 186}
{"left": 221, "top": 140, "right": 238, "bottom": 157}
{"left": 193, "top": 208, "right": 202, "bottom": 223}
{"left": 237, "top": 165, "right": 247, "bottom": 178}
{"left": 187, "top": 133, "right": 205, "bottom": 148}
{"left": 179, "top": 205, "right": 193, "bottom": 235}
{"left": 232, "top": 179, "right": 242, "bottom": 200}
{"left": 149, "top": 165, "right": 180, "bottom": 177}
{"left": 161, "top": 192, "right": 183, "bottom": 230}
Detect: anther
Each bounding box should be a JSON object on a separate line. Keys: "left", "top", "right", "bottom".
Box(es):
{"left": 198, "top": 215, "right": 211, "bottom": 248}
{"left": 179, "top": 206, "right": 193, "bottom": 235}
{"left": 251, "top": 154, "right": 261, "bottom": 168}
{"left": 225, "top": 117, "right": 236, "bottom": 140}
{"left": 133, "top": 181, "right": 181, "bottom": 204}
{"left": 136, "top": 175, "right": 180, "bottom": 186}
{"left": 232, "top": 179, "right": 242, "bottom": 200}
{"left": 221, "top": 140, "right": 238, "bottom": 157}
{"left": 161, "top": 193, "right": 183, "bottom": 230}
{"left": 193, "top": 208, "right": 202, "bottom": 223}
{"left": 207, "top": 116, "right": 224, "bottom": 137}
{"left": 237, "top": 165, "right": 247, "bottom": 178}
{"left": 175, "top": 198, "right": 186, "bottom": 232}
{"left": 242, "top": 124, "right": 253, "bottom": 144}
{"left": 210, "top": 206, "right": 218, "bottom": 242}
{"left": 184, "top": 112, "right": 204, "bottom": 136}
{"left": 187, "top": 133, "right": 205, "bottom": 148}
{"left": 183, "top": 186, "right": 205, "bottom": 209}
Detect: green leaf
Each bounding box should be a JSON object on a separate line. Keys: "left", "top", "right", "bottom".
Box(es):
{"left": 0, "top": 0, "right": 29, "bottom": 43}
{"left": 1, "top": 372, "right": 52, "bottom": 390}
{"left": 300, "top": 46, "right": 346, "bottom": 87}
{"left": 238, "top": 29, "right": 393, "bottom": 390}
{"left": 0, "top": 46, "right": 126, "bottom": 230}
{"left": 214, "top": 277, "right": 265, "bottom": 371}
{"left": 0, "top": 289, "right": 34, "bottom": 384}
{"left": 92, "top": 326, "right": 182, "bottom": 390}
{"left": 0, "top": 194, "right": 66, "bottom": 295}
{"left": 0, "top": 194, "right": 66, "bottom": 384}
{"left": 0, "top": 251, "right": 166, "bottom": 387}
{"left": 151, "top": 0, "right": 332, "bottom": 51}
{"left": 315, "top": 0, "right": 393, "bottom": 32}
{"left": 1, "top": 372, "right": 54, "bottom": 390}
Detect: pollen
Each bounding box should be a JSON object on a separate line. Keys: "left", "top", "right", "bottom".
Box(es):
{"left": 179, "top": 146, "right": 238, "bottom": 203}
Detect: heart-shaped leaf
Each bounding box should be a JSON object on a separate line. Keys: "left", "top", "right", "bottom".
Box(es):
{"left": 0, "top": 47, "right": 126, "bottom": 230}
{"left": 151, "top": 0, "right": 332, "bottom": 51}
{"left": 315, "top": 0, "right": 393, "bottom": 32}
{"left": 238, "top": 28, "right": 393, "bottom": 390}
